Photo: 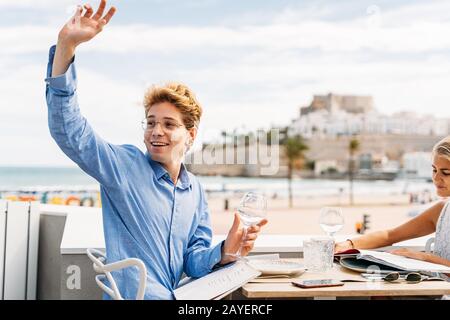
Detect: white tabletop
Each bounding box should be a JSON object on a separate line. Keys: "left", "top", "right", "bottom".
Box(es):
{"left": 39, "top": 205, "right": 434, "bottom": 255}
{"left": 41, "top": 204, "right": 104, "bottom": 254}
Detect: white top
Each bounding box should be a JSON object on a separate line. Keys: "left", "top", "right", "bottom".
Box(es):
{"left": 435, "top": 201, "right": 450, "bottom": 261}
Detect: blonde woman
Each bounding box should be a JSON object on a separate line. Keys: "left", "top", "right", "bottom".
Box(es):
{"left": 45, "top": 1, "right": 267, "bottom": 299}
{"left": 335, "top": 136, "right": 450, "bottom": 268}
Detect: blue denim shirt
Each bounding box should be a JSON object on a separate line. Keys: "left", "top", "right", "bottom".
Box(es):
{"left": 45, "top": 45, "right": 223, "bottom": 299}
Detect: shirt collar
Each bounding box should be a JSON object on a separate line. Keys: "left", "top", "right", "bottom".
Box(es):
{"left": 145, "top": 152, "right": 192, "bottom": 190}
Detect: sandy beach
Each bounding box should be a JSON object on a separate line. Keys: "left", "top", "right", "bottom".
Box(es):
{"left": 207, "top": 193, "right": 431, "bottom": 235}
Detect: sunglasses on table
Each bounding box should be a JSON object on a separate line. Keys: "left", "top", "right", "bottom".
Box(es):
{"left": 361, "top": 272, "right": 424, "bottom": 283}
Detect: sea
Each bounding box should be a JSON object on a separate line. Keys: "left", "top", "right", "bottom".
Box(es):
{"left": 0, "top": 166, "right": 436, "bottom": 199}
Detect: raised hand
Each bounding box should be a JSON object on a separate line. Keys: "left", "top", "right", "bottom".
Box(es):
{"left": 52, "top": 1, "right": 116, "bottom": 77}
{"left": 58, "top": 0, "right": 116, "bottom": 48}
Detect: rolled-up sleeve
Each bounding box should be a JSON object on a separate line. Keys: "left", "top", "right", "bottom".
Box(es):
{"left": 45, "top": 45, "right": 136, "bottom": 187}
{"left": 45, "top": 45, "right": 77, "bottom": 95}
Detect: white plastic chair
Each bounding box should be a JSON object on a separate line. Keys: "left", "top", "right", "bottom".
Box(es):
{"left": 425, "top": 237, "right": 435, "bottom": 253}
{"left": 86, "top": 248, "right": 147, "bottom": 300}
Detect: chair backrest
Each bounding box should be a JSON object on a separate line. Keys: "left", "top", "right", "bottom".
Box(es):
{"left": 86, "top": 248, "right": 147, "bottom": 300}
{"left": 425, "top": 237, "right": 435, "bottom": 253}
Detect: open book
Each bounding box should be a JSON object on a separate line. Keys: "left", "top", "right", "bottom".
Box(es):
{"left": 335, "top": 249, "right": 450, "bottom": 273}
{"left": 173, "top": 261, "right": 261, "bottom": 300}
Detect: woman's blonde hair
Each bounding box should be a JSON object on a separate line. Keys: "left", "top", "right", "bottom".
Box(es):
{"left": 432, "top": 136, "right": 450, "bottom": 161}
{"left": 143, "top": 82, "right": 202, "bottom": 129}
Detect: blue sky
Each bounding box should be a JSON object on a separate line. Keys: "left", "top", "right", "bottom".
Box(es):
{"left": 1, "top": 0, "right": 450, "bottom": 166}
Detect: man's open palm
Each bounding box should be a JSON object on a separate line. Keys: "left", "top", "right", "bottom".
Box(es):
{"left": 59, "top": 0, "right": 116, "bottom": 47}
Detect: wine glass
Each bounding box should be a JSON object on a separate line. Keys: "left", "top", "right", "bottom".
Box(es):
{"left": 319, "top": 207, "right": 344, "bottom": 238}
{"left": 226, "top": 192, "right": 267, "bottom": 259}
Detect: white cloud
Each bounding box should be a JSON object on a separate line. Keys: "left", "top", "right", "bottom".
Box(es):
{"left": 369, "top": 1, "right": 450, "bottom": 27}
{"left": 4, "top": 1, "right": 450, "bottom": 55}
{"left": 179, "top": 46, "right": 450, "bottom": 119}
{"left": 0, "top": 0, "right": 75, "bottom": 8}
{"left": 0, "top": 61, "right": 145, "bottom": 166}
{"left": 2, "top": 1, "right": 450, "bottom": 166}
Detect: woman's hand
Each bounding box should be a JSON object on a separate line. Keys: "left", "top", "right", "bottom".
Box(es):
{"left": 390, "top": 248, "right": 429, "bottom": 261}
{"left": 58, "top": 0, "right": 116, "bottom": 48}
{"left": 220, "top": 213, "right": 268, "bottom": 265}
{"left": 334, "top": 240, "right": 354, "bottom": 253}
{"left": 391, "top": 248, "right": 450, "bottom": 268}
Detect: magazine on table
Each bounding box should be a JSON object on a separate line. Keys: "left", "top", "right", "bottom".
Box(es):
{"left": 174, "top": 254, "right": 306, "bottom": 300}
{"left": 174, "top": 260, "right": 261, "bottom": 300}
{"left": 335, "top": 249, "right": 450, "bottom": 273}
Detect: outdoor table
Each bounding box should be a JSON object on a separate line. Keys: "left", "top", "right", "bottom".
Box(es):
{"left": 239, "top": 259, "right": 450, "bottom": 299}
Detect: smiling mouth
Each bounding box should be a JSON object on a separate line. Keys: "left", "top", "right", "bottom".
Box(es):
{"left": 150, "top": 142, "right": 170, "bottom": 147}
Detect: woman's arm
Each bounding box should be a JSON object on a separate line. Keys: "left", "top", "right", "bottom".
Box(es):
{"left": 389, "top": 248, "right": 450, "bottom": 267}
{"left": 335, "top": 201, "right": 444, "bottom": 252}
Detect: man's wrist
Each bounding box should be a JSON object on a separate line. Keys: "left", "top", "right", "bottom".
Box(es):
{"left": 219, "top": 257, "right": 234, "bottom": 266}
{"left": 52, "top": 42, "right": 76, "bottom": 77}
{"left": 219, "top": 242, "right": 236, "bottom": 265}
{"left": 56, "top": 36, "right": 77, "bottom": 53}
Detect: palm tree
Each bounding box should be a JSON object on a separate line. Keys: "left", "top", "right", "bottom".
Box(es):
{"left": 284, "top": 135, "right": 309, "bottom": 208}
{"left": 348, "top": 138, "right": 360, "bottom": 205}
{"left": 221, "top": 130, "right": 227, "bottom": 147}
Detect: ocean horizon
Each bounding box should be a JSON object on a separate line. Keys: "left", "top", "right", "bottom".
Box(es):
{"left": 0, "top": 166, "right": 436, "bottom": 198}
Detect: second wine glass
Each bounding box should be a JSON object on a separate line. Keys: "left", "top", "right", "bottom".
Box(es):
{"left": 319, "top": 206, "right": 344, "bottom": 238}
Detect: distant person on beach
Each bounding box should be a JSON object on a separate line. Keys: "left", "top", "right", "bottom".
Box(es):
{"left": 335, "top": 136, "right": 450, "bottom": 268}
{"left": 45, "top": 1, "right": 267, "bottom": 299}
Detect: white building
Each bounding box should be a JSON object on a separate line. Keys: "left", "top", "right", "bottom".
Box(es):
{"left": 289, "top": 109, "right": 450, "bottom": 138}
{"left": 314, "top": 159, "right": 339, "bottom": 176}
{"left": 402, "top": 152, "right": 432, "bottom": 179}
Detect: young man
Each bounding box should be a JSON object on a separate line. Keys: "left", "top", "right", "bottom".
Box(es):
{"left": 45, "top": 1, "right": 267, "bottom": 299}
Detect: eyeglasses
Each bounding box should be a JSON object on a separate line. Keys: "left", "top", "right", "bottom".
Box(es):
{"left": 362, "top": 272, "right": 423, "bottom": 283}
{"left": 141, "top": 118, "right": 185, "bottom": 132}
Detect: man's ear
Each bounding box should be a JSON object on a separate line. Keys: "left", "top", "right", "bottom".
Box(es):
{"left": 188, "top": 127, "right": 197, "bottom": 144}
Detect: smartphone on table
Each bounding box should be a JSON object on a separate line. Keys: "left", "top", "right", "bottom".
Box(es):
{"left": 292, "top": 279, "right": 344, "bottom": 289}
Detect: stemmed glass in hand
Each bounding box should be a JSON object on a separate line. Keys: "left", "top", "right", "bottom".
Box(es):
{"left": 226, "top": 192, "right": 267, "bottom": 259}
{"left": 319, "top": 207, "right": 344, "bottom": 238}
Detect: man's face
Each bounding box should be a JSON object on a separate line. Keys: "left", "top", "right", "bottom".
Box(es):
{"left": 143, "top": 102, "right": 194, "bottom": 166}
